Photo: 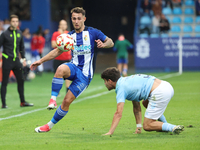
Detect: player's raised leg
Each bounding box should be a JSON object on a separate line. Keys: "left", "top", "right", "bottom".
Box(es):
{"left": 47, "top": 64, "right": 71, "bottom": 110}
{"left": 35, "top": 90, "right": 75, "bottom": 133}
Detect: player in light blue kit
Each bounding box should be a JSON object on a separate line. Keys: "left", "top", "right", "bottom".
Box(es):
{"left": 30, "top": 7, "right": 114, "bottom": 133}
{"left": 101, "top": 67, "right": 184, "bottom": 135}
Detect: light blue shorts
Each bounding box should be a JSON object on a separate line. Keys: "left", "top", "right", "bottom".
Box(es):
{"left": 64, "top": 63, "right": 91, "bottom": 97}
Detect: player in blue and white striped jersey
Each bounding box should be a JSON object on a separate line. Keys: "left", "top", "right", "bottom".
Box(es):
{"left": 31, "top": 7, "right": 114, "bottom": 133}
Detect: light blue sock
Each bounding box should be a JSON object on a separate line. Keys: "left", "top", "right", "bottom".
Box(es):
{"left": 162, "top": 123, "right": 176, "bottom": 132}
{"left": 51, "top": 105, "right": 68, "bottom": 124}
{"left": 158, "top": 115, "right": 167, "bottom": 123}
{"left": 51, "top": 77, "right": 64, "bottom": 97}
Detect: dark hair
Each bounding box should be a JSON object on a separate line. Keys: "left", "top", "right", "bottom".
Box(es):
{"left": 10, "top": 14, "right": 19, "bottom": 21}
{"left": 101, "top": 67, "right": 121, "bottom": 82}
{"left": 71, "top": 7, "right": 86, "bottom": 16}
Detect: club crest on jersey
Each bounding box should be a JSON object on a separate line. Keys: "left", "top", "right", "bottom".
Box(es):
{"left": 84, "top": 35, "right": 88, "bottom": 41}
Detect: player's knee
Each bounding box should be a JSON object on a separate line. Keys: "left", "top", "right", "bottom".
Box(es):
{"left": 55, "top": 65, "right": 70, "bottom": 77}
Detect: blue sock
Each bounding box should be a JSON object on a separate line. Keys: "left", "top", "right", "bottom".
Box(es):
{"left": 158, "top": 115, "right": 167, "bottom": 123}
{"left": 162, "top": 123, "right": 176, "bottom": 132}
{"left": 51, "top": 77, "right": 64, "bottom": 97}
{"left": 51, "top": 105, "right": 68, "bottom": 124}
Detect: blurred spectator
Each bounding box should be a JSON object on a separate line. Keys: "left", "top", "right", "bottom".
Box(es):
{"left": 113, "top": 34, "right": 133, "bottom": 77}
{"left": 196, "top": 0, "right": 200, "bottom": 16}
{"left": 139, "top": 26, "right": 151, "bottom": 35}
{"left": 172, "top": 0, "right": 181, "bottom": 7}
{"left": 152, "top": 0, "right": 162, "bottom": 16}
{"left": 22, "top": 28, "right": 32, "bottom": 61}
{"left": 141, "top": 0, "right": 152, "bottom": 15}
{"left": 3, "top": 19, "right": 10, "bottom": 31}
{"left": 159, "top": 14, "right": 170, "bottom": 33}
{"left": 31, "top": 33, "right": 44, "bottom": 75}
{"left": 37, "top": 31, "right": 45, "bottom": 58}
{"left": 164, "top": 0, "right": 173, "bottom": 9}
{"left": 152, "top": 14, "right": 160, "bottom": 33}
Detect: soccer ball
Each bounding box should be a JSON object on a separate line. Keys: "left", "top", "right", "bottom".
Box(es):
{"left": 56, "top": 34, "right": 74, "bottom": 52}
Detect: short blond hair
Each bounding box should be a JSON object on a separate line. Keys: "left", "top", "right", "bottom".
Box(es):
{"left": 71, "top": 7, "right": 86, "bottom": 16}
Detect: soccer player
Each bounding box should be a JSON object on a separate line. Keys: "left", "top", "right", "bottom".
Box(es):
{"left": 101, "top": 67, "right": 184, "bottom": 135}
{"left": 51, "top": 20, "right": 72, "bottom": 94}
{"left": 113, "top": 34, "right": 133, "bottom": 76}
{"left": 30, "top": 7, "right": 114, "bottom": 132}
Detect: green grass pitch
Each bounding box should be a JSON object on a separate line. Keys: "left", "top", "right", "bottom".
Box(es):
{"left": 0, "top": 72, "right": 200, "bottom": 150}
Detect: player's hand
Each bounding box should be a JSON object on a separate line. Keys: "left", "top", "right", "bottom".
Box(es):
{"left": 30, "top": 60, "right": 42, "bottom": 70}
{"left": 22, "top": 60, "right": 26, "bottom": 67}
{"left": 95, "top": 39, "right": 105, "bottom": 48}
{"left": 134, "top": 127, "right": 142, "bottom": 134}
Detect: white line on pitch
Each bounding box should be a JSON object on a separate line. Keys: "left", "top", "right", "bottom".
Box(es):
{"left": 0, "top": 91, "right": 110, "bottom": 121}
{"left": 157, "top": 72, "right": 181, "bottom": 80}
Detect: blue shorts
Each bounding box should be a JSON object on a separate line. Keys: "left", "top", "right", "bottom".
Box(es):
{"left": 117, "top": 58, "right": 128, "bottom": 64}
{"left": 64, "top": 63, "right": 91, "bottom": 98}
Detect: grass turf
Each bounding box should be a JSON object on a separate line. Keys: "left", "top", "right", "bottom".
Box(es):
{"left": 0, "top": 72, "right": 199, "bottom": 150}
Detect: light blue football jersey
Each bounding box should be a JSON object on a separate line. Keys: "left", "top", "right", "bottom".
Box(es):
{"left": 115, "top": 74, "right": 156, "bottom": 103}
{"left": 68, "top": 26, "right": 107, "bottom": 79}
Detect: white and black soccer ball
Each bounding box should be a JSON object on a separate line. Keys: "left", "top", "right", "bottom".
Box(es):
{"left": 56, "top": 34, "right": 74, "bottom": 52}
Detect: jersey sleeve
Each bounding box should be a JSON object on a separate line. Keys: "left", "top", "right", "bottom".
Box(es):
{"left": 116, "top": 87, "right": 126, "bottom": 104}
{"left": 94, "top": 29, "right": 107, "bottom": 42}
{"left": 0, "top": 32, "right": 4, "bottom": 47}
{"left": 19, "top": 33, "right": 25, "bottom": 58}
{"left": 51, "top": 32, "right": 57, "bottom": 41}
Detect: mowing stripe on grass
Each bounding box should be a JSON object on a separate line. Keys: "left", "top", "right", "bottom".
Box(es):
{"left": 0, "top": 91, "right": 110, "bottom": 121}
{"left": 0, "top": 72, "right": 181, "bottom": 121}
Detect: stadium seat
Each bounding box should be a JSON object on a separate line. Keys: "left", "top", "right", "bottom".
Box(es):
{"left": 140, "top": 16, "right": 151, "bottom": 25}
{"left": 171, "top": 26, "right": 181, "bottom": 32}
{"left": 162, "top": 7, "right": 172, "bottom": 15}
{"left": 195, "top": 34, "right": 200, "bottom": 37}
{"left": 140, "top": 33, "right": 149, "bottom": 38}
{"left": 183, "top": 34, "right": 192, "bottom": 37}
{"left": 171, "top": 34, "right": 179, "bottom": 37}
{"left": 150, "top": 33, "right": 159, "bottom": 38}
{"left": 172, "top": 17, "right": 182, "bottom": 23}
{"left": 173, "top": 8, "right": 182, "bottom": 15}
{"left": 184, "top": 17, "right": 193, "bottom": 24}
{"left": 161, "top": 34, "right": 169, "bottom": 38}
{"left": 185, "top": 0, "right": 194, "bottom": 6}
{"left": 195, "top": 25, "right": 200, "bottom": 32}
{"left": 183, "top": 25, "right": 193, "bottom": 32}
{"left": 184, "top": 8, "right": 194, "bottom": 15}
{"left": 195, "top": 16, "right": 200, "bottom": 23}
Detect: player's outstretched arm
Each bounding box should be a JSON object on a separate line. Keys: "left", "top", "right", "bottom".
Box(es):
{"left": 30, "top": 48, "right": 63, "bottom": 70}
{"left": 103, "top": 102, "right": 124, "bottom": 135}
{"left": 95, "top": 37, "right": 114, "bottom": 49}
{"left": 132, "top": 101, "right": 142, "bottom": 134}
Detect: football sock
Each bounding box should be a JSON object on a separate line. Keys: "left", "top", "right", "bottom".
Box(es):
{"left": 51, "top": 105, "right": 68, "bottom": 125}
{"left": 162, "top": 123, "right": 176, "bottom": 132}
{"left": 123, "top": 68, "right": 127, "bottom": 74}
{"left": 158, "top": 115, "right": 167, "bottom": 123}
{"left": 51, "top": 77, "right": 64, "bottom": 101}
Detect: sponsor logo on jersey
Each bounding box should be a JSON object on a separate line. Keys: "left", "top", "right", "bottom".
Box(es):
{"left": 73, "top": 45, "right": 92, "bottom": 55}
